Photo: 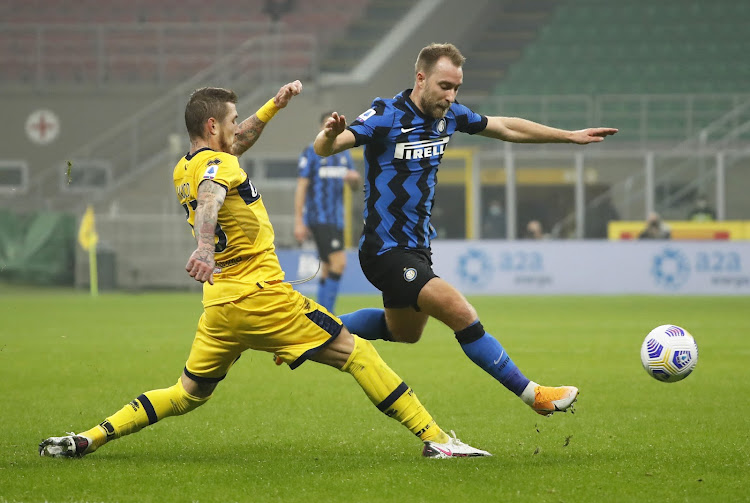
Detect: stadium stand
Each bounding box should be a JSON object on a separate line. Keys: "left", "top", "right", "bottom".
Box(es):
{"left": 0, "top": 0, "right": 369, "bottom": 86}
{"left": 2, "top": 0, "right": 749, "bottom": 291}
{"left": 499, "top": 2, "right": 750, "bottom": 96}
{"left": 320, "top": 0, "right": 418, "bottom": 73}
{"left": 0, "top": 0, "right": 369, "bottom": 25}
{"left": 477, "top": 0, "right": 750, "bottom": 141}
{"left": 458, "top": 0, "right": 557, "bottom": 97}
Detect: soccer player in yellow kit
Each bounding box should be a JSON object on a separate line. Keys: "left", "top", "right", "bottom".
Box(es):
{"left": 39, "top": 82, "right": 489, "bottom": 459}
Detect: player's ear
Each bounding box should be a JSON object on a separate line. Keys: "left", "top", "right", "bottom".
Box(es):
{"left": 416, "top": 71, "right": 426, "bottom": 88}
{"left": 207, "top": 117, "right": 217, "bottom": 136}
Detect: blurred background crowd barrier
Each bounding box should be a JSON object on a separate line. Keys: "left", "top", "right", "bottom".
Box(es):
{"left": 1, "top": 0, "right": 748, "bottom": 290}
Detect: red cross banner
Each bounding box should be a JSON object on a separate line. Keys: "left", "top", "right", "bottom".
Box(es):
{"left": 25, "top": 109, "right": 60, "bottom": 145}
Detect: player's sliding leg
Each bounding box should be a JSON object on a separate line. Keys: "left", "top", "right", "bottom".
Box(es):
{"left": 277, "top": 308, "right": 390, "bottom": 364}
{"left": 280, "top": 306, "right": 393, "bottom": 367}
{"left": 335, "top": 334, "right": 489, "bottom": 457}
{"left": 422, "top": 430, "right": 493, "bottom": 459}
{"left": 339, "top": 335, "right": 440, "bottom": 442}
{"left": 39, "top": 375, "right": 211, "bottom": 458}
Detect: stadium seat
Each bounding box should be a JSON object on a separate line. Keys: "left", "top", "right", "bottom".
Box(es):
{"left": 0, "top": 0, "right": 369, "bottom": 86}
{"left": 486, "top": 0, "right": 750, "bottom": 140}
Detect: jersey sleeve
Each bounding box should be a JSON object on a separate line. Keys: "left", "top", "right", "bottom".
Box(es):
{"left": 346, "top": 98, "right": 392, "bottom": 147}
{"left": 194, "top": 152, "right": 245, "bottom": 192}
{"left": 298, "top": 145, "right": 314, "bottom": 178}
{"left": 452, "top": 102, "right": 488, "bottom": 135}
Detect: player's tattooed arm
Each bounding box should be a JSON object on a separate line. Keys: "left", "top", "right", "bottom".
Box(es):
{"left": 194, "top": 180, "right": 226, "bottom": 250}
{"left": 231, "top": 116, "right": 267, "bottom": 158}
{"left": 185, "top": 180, "right": 227, "bottom": 285}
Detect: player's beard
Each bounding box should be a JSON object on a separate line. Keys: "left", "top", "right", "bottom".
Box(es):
{"left": 219, "top": 132, "right": 234, "bottom": 154}
{"left": 419, "top": 93, "right": 449, "bottom": 119}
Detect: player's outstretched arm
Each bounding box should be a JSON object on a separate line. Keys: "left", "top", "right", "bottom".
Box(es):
{"left": 186, "top": 180, "right": 227, "bottom": 285}
{"left": 479, "top": 116, "right": 618, "bottom": 144}
{"left": 232, "top": 80, "right": 303, "bottom": 157}
{"left": 566, "top": 127, "right": 619, "bottom": 144}
{"left": 314, "top": 112, "right": 356, "bottom": 156}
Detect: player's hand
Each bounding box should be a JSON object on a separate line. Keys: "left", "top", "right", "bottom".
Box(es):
{"left": 185, "top": 248, "right": 215, "bottom": 285}
{"left": 274, "top": 80, "right": 302, "bottom": 109}
{"left": 322, "top": 112, "right": 347, "bottom": 139}
{"left": 569, "top": 127, "right": 619, "bottom": 144}
{"left": 294, "top": 222, "right": 309, "bottom": 244}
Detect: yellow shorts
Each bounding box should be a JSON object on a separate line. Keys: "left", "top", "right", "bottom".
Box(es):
{"left": 184, "top": 281, "right": 342, "bottom": 382}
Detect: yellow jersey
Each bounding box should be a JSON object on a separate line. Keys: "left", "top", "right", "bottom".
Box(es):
{"left": 173, "top": 147, "right": 284, "bottom": 306}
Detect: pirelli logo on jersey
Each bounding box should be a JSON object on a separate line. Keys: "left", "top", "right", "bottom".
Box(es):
{"left": 393, "top": 137, "right": 450, "bottom": 160}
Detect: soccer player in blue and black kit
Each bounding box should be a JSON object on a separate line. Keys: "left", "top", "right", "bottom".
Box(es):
{"left": 316, "top": 43, "right": 618, "bottom": 416}
{"left": 295, "top": 112, "right": 361, "bottom": 313}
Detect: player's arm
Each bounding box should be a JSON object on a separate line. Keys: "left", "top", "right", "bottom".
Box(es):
{"left": 478, "top": 116, "right": 618, "bottom": 144}
{"left": 294, "top": 177, "right": 310, "bottom": 244}
{"left": 231, "top": 80, "right": 303, "bottom": 158}
{"left": 185, "top": 180, "right": 227, "bottom": 285}
{"left": 314, "top": 112, "right": 356, "bottom": 156}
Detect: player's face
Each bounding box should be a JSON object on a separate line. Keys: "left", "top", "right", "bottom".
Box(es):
{"left": 218, "top": 102, "right": 239, "bottom": 154}
{"left": 419, "top": 57, "right": 463, "bottom": 119}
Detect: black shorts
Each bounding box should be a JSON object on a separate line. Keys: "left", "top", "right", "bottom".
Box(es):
{"left": 359, "top": 248, "right": 438, "bottom": 311}
{"left": 310, "top": 224, "right": 344, "bottom": 262}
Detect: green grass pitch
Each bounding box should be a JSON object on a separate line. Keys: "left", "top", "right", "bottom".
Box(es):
{"left": 1, "top": 288, "right": 748, "bottom": 502}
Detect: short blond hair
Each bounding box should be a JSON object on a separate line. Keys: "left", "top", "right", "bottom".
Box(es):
{"left": 415, "top": 43, "right": 466, "bottom": 75}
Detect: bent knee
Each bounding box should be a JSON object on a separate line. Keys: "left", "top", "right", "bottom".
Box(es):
{"left": 181, "top": 372, "right": 217, "bottom": 399}
{"left": 328, "top": 263, "right": 346, "bottom": 275}
{"left": 389, "top": 328, "right": 423, "bottom": 344}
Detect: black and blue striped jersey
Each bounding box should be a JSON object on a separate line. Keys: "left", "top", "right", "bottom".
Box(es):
{"left": 347, "top": 88, "right": 487, "bottom": 255}
{"left": 298, "top": 145, "right": 356, "bottom": 229}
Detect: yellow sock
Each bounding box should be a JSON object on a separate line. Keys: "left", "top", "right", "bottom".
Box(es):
{"left": 79, "top": 378, "right": 210, "bottom": 452}
{"left": 342, "top": 336, "right": 449, "bottom": 443}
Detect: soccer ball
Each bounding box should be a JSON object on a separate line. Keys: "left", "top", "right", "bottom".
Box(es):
{"left": 640, "top": 325, "right": 698, "bottom": 383}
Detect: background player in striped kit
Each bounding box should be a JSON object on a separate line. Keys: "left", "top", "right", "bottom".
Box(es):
{"left": 317, "top": 43, "right": 618, "bottom": 416}
{"left": 295, "top": 112, "right": 361, "bottom": 313}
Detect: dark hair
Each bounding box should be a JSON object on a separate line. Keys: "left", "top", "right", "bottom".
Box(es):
{"left": 415, "top": 43, "right": 466, "bottom": 75}
{"left": 185, "top": 87, "right": 238, "bottom": 140}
